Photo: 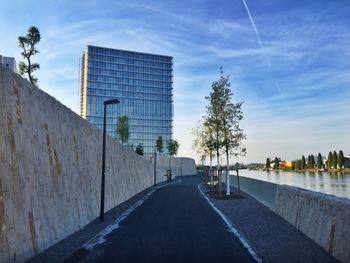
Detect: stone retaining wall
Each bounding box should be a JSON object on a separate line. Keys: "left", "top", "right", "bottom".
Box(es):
{"left": 274, "top": 185, "right": 350, "bottom": 263}
{"left": 0, "top": 65, "right": 196, "bottom": 263}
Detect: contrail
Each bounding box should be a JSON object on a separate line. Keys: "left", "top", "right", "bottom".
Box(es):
{"left": 242, "top": 0, "right": 271, "bottom": 69}
{"left": 275, "top": 81, "right": 286, "bottom": 100}
{"left": 242, "top": 0, "right": 287, "bottom": 102}
{"left": 242, "top": 0, "right": 263, "bottom": 48}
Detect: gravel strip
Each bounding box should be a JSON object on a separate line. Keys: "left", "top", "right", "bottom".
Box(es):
{"left": 201, "top": 183, "right": 339, "bottom": 263}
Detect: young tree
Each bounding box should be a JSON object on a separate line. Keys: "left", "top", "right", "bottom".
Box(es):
{"left": 205, "top": 74, "right": 225, "bottom": 194}
{"left": 18, "top": 26, "right": 41, "bottom": 86}
{"left": 205, "top": 68, "right": 246, "bottom": 195}
{"left": 332, "top": 151, "right": 338, "bottom": 170}
{"left": 295, "top": 160, "right": 301, "bottom": 171}
{"left": 156, "top": 136, "right": 163, "bottom": 154}
{"left": 116, "top": 115, "right": 129, "bottom": 144}
{"left": 307, "top": 155, "right": 315, "bottom": 169}
{"left": 168, "top": 139, "right": 179, "bottom": 156}
{"left": 192, "top": 119, "right": 215, "bottom": 185}
{"left": 301, "top": 155, "right": 306, "bottom": 170}
{"left": 317, "top": 153, "right": 323, "bottom": 169}
{"left": 199, "top": 155, "right": 206, "bottom": 167}
{"left": 338, "top": 150, "right": 344, "bottom": 169}
{"left": 215, "top": 70, "right": 246, "bottom": 196}
{"left": 266, "top": 158, "right": 271, "bottom": 170}
{"left": 135, "top": 143, "right": 144, "bottom": 155}
{"left": 310, "top": 154, "right": 315, "bottom": 169}
{"left": 327, "top": 151, "right": 333, "bottom": 170}
{"left": 168, "top": 139, "right": 180, "bottom": 173}
{"left": 274, "top": 157, "right": 279, "bottom": 170}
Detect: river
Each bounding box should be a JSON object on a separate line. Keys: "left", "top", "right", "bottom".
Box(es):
{"left": 231, "top": 169, "right": 350, "bottom": 199}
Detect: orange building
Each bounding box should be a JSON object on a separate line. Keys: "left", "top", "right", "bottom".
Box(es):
{"left": 280, "top": 161, "right": 292, "bottom": 168}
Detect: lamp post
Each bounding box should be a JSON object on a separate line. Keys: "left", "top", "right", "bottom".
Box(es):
{"left": 100, "top": 98, "right": 120, "bottom": 222}
{"left": 154, "top": 146, "right": 157, "bottom": 186}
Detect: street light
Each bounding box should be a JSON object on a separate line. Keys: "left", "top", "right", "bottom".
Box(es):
{"left": 100, "top": 98, "right": 120, "bottom": 222}
{"left": 154, "top": 145, "right": 157, "bottom": 186}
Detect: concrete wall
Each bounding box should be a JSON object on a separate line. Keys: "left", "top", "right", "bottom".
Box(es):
{"left": 145, "top": 156, "right": 197, "bottom": 178}
{"left": 274, "top": 185, "right": 350, "bottom": 263}
{"left": 0, "top": 65, "right": 196, "bottom": 263}
{"left": 228, "top": 174, "right": 350, "bottom": 262}
{"left": 230, "top": 174, "right": 277, "bottom": 208}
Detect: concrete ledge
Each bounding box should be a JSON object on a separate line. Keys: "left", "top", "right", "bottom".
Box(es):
{"left": 230, "top": 174, "right": 277, "bottom": 208}
{"left": 274, "top": 185, "right": 350, "bottom": 262}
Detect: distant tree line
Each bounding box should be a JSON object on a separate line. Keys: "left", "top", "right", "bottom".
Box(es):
{"left": 327, "top": 150, "right": 345, "bottom": 170}
{"left": 265, "top": 157, "right": 281, "bottom": 170}
{"left": 265, "top": 150, "right": 347, "bottom": 172}
{"left": 115, "top": 118, "right": 179, "bottom": 157}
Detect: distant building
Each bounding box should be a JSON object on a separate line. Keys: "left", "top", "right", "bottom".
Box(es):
{"left": 80, "top": 45, "right": 173, "bottom": 155}
{"left": 0, "top": 55, "right": 17, "bottom": 73}
{"left": 280, "top": 161, "right": 292, "bottom": 168}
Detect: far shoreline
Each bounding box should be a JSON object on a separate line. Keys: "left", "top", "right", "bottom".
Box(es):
{"left": 248, "top": 168, "right": 350, "bottom": 174}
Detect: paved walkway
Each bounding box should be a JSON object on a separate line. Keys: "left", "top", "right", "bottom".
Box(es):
{"left": 29, "top": 175, "right": 339, "bottom": 263}
{"left": 65, "top": 176, "right": 254, "bottom": 263}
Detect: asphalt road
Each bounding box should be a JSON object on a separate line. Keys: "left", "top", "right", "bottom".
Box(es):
{"left": 72, "top": 176, "right": 254, "bottom": 263}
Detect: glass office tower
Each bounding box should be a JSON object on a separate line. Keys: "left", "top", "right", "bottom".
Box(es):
{"left": 80, "top": 45, "right": 173, "bottom": 155}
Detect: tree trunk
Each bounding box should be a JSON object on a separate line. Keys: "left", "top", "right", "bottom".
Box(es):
{"left": 217, "top": 150, "right": 221, "bottom": 194}
{"left": 210, "top": 155, "right": 213, "bottom": 186}
{"left": 236, "top": 169, "right": 241, "bottom": 196}
{"left": 226, "top": 151, "right": 230, "bottom": 196}
{"left": 26, "top": 56, "right": 33, "bottom": 84}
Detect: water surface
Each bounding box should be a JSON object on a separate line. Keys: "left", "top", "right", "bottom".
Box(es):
{"left": 231, "top": 169, "right": 350, "bottom": 199}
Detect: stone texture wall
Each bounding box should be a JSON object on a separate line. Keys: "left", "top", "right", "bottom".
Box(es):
{"left": 274, "top": 185, "right": 350, "bottom": 263}
{"left": 0, "top": 65, "right": 196, "bottom": 263}
{"left": 146, "top": 156, "right": 197, "bottom": 178}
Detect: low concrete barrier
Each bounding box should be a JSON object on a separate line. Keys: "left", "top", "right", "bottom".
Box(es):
{"left": 230, "top": 174, "right": 277, "bottom": 208}
{"left": 274, "top": 185, "right": 350, "bottom": 263}
{"left": 228, "top": 173, "right": 350, "bottom": 262}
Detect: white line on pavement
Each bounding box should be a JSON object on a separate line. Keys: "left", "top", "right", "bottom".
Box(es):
{"left": 83, "top": 178, "right": 182, "bottom": 250}
{"left": 83, "top": 189, "right": 155, "bottom": 250}
{"left": 197, "top": 183, "right": 262, "bottom": 263}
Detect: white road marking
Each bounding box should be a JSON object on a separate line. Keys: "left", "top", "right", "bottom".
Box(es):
{"left": 84, "top": 189, "right": 155, "bottom": 249}
{"left": 84, "top": 178, "right": 182, "bottom": 250}
{"left": 197, "top": 183, "right": 262, "bottom": 263}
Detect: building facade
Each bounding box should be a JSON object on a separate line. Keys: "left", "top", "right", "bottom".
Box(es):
{"left": 0, "top": 55, "right": 17, "bottom": 73}
{"left": 80, "top": 45, "right": 173, "bottom": 155}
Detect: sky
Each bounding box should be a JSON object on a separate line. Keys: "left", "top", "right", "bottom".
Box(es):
{"left": 0, "top": 0, "right": 349, "bottom": 164}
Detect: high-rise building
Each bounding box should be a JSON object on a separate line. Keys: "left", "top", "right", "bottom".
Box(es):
{"left": 0, "top": 55, "right": 17, "bottom": 73}
{"left": 80, "top": 45, "right": 173, "bottom": 155}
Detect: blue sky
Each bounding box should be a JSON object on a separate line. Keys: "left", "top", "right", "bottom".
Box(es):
{"left": 1, "top": 0, "right": 349, "bottom": 163}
